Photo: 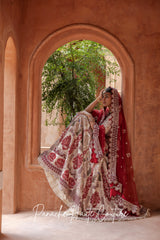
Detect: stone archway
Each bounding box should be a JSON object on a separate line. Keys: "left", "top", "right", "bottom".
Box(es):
{"left": 3, "top": 36, "right": 17, "bottom": 214}
{"left": 27, "top": 24, "right": 134, "bottom": 169}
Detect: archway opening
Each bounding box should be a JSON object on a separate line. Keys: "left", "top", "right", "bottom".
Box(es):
{"left": 2, "top": 37, "right": 17, "bottom": 213}
{"left": 40, "top": 40, "right": 122, "bottom": 152}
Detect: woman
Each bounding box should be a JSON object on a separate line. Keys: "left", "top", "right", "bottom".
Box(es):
{"left": 38, "top": 87, "right": 151, "bottom": 222}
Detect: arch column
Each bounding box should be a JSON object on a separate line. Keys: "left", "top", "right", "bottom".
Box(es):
{"left": 0, "top": 41, "right": 3, "bottom": 232}
{"left": 3, "top": 37, "right": 17, "bottom": 213}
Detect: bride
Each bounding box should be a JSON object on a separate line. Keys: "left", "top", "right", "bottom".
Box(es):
{"left": 38, "top": 87, "right": 151, "bottom": 221}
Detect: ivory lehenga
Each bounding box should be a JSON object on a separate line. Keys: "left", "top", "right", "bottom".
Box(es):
{"left": 38, "top": 88, "right": 151, "bottom": 222}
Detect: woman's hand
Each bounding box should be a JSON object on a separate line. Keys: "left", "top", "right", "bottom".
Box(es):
{"left": 85, "top": 88, "right": 105, "bottom": 113}
{"left": 97, "top": 89, "right": 105, "bottom": 102}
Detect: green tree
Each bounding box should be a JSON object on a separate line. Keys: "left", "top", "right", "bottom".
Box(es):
{"left": 41, "top": 40, "right": 120, "bottom": 127}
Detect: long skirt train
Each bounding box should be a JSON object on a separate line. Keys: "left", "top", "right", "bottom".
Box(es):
{"left": 38, "top": 112, "right": 151, "bottom": 222}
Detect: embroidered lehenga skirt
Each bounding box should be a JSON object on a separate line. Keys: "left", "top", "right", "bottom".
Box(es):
{"left": 38, "top": 111, "right": 151, "bottom": 222}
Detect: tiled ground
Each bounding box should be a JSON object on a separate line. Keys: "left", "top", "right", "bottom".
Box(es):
{"left": 1, "top": 210, "right": 160, "bottom": 240}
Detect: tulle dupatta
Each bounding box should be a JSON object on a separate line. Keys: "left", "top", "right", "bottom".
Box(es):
{"left": 91, "top": 89, "right": 140, "bottom": 209}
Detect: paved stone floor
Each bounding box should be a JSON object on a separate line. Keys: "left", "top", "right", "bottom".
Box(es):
{"left": 0, "top": 210, "right": 160, "bottom": 240}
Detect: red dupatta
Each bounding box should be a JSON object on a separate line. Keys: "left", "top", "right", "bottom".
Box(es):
{"left": 91, "top": 88, "right": 140, "bottom": 208}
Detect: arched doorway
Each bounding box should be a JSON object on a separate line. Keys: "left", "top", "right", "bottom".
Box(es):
{"left": 2, "top": 37, "right": 17, "bottom": 213}
{"left": 27, "top": 24, "right": 134, "bottom": 169}
{"left": 40, "top": 40, "right": 122, "bottom": 153}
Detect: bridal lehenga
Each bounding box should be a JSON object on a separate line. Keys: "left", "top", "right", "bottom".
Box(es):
{"left": 38, "top": 88, "right": 151, "bottom": 222}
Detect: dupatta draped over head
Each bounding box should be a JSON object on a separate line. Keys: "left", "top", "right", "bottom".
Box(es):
{"left": 91, "top": 88, "right": 139, "bottom": 206}
{"left": 38, "top": 87, "right": 150, "bottom": 221}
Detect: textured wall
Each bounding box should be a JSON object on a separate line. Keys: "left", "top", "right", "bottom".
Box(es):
{"left": 0, "top": 0, "right": 160, "bottom": 213}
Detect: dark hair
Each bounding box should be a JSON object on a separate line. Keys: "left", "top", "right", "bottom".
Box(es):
{"left": 104, "top": 86, "right": 113, "bottom": 94}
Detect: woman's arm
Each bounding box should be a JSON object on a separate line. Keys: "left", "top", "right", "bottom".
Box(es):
{"left": 85, "top": 89, "right": 104, "bottom": 113}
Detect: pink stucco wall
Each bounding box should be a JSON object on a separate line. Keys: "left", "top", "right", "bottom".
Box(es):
{"left": 0, "top": 0, "right": 160, "bottom": 217}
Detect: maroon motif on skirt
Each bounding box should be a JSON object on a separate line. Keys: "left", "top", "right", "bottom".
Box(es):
{"left": 48, "top": 152, "right": 56, "bottom": 162}
{"left": 73, "top": 154, "right": 83, "bottom": 169}
{"left": 68, "top": 177, "right": 76, "bottom": 189}
{"left": 101, "top": 166, "right": 111, "bottom": 200}
{"left": 82, "top": 173, "right": 93, "bottom": 199}
{"left": 62, "top": 169, "right": 69, "bottom": 181}
{"left": 62, "top": 135, "right": 71, "bottom": 150}
{"left": 90, "top": 191, "right": 100, "bottom": 208}
{"left": 69, "top": 134, "right": 82, "bottom": 155}
{"left": 55, "top": 158, "right": 65, "bottom": 168}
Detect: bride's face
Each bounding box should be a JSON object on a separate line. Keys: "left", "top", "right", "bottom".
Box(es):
{"left": 102, "top": 92, "right": 112, "bottom": 107}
